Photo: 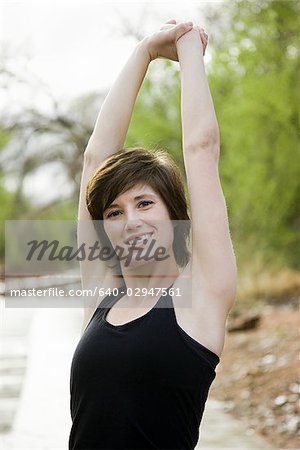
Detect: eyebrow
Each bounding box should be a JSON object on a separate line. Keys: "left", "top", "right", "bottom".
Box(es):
{"left": 105, "top": 193, "right": 157, "bottom": 211}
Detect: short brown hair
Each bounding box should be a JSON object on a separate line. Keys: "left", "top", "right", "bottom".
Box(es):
{"left": 86, "top": 147, "right": 191, "bottom": 268}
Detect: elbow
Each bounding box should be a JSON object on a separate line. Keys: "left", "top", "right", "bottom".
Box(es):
{"left": 83, "top": 146, "right": 102, "bottom": 167}
{"left": 84, "top": 145, "right": 96, "bottom": 163}
{"left": 184, "top": 127, "right": 220, "bottom": 154}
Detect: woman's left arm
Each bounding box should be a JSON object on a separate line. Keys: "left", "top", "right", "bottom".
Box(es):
{"left": 177, "top": 27, "right": 237, "bottom": 310}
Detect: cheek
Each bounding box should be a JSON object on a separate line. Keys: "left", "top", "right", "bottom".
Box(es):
{"left": 156, "top": 221, "right": 174, "bottom": 246}
{"left": 153, "top": 204, "right": 171, "bottom": 222}
{"left": 103, "top": 222, "right": 110, "bottom": 241}
{"left": 104, "top": 222, "right": 124, "bottom": 245}
{"left": 103, "top": 223, "right": 115, "bottom": 244}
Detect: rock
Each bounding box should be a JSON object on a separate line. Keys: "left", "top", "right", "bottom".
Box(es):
{"left": 259, "top": 354, "right": 276, "bottom": 366}
{"left": 274, "top": 395, "right": 288, "bottom": 406}
{"left": 289, "top": 382, "right": 300, "bottom": 394}
{"left": 285, "top": 416, "right": 300, "bottom": 433}
{"left": 228, "top": 313, "right": 261, "bottom": 332}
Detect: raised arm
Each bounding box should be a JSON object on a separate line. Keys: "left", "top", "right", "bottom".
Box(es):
{"left": 84, "top": 43, "right": 151, "bottom": 162}
{"left": 79, "top": 21, "right": 196, "bottom": 333}
{"left": 84, "top": 20, "right": 196, "bottom": 161}
{"left": 78, "top": 39, "right": 152, "bottom": 288}
{"left": 79, "top": 39, "right": 156, "bottom": 336}
{"left": 176, "top": 27, "right": 237, "bottom": 311}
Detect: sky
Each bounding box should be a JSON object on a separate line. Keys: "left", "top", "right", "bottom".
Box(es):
{"left": 0, "top": 0, "right": 221, "bottom": 205}
{"left": 0, "top": 0, "right": 218, "bottom": 100}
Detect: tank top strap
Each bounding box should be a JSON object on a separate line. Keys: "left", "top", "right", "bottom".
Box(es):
{"left": 153, "top": 284, "right": 174, "bottom": 310}
{"left": 84, "top": 284, "right": 127, "bottom": 331}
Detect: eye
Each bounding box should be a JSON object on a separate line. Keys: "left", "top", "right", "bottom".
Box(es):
{"left": 107, "top": 210, "right": 121, "bottom": 218}
{"left": 138, "top": 200, "right": 154, "bottom": 208}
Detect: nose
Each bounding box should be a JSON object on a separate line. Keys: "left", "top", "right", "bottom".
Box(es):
{"left": 123, "top": 217, "right": 143, "bottom": 232}
{"left": 123, "top": 208, "right": 143, "bottom": 232}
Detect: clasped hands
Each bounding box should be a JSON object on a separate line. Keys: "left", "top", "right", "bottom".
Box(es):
{"left": 144, "top": 18, "right": 208, "bottom": 62}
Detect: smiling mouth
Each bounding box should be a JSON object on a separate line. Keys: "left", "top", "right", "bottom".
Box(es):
{"left": 126, "top": 233, "right": 153, "bottom": 247}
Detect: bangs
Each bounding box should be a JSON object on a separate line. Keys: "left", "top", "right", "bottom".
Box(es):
{"left": 102, "top": 173, "right": 156, "bottom": 215}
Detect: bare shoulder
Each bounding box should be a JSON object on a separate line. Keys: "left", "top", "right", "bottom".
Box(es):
{"left": 172, "top": 260, "right": 232, "bottom": 358}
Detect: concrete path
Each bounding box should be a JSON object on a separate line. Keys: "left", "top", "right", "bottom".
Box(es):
{"left": 0, "top": 303, "right": 273, "bottom": 449}
{"left": 198, "top": 400, "right": 272, "bottom": 449}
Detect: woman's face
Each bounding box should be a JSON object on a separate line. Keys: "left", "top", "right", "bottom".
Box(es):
{"left": 103, "top": 183, "right": 175, "bottom": 268}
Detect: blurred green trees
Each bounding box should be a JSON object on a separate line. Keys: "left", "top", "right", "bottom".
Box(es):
{"left": 1, "top": 0, "right": 299, "bottom": 275}
{"left": 204, "top": 0, "right": 300, "bottom": 270}
{"left": 128, "top": 0, "right": 300, "bottom": 271}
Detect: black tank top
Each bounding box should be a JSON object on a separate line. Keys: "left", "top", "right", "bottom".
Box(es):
{"left": 69, "top": 284, "right": 220, "bottom": 449}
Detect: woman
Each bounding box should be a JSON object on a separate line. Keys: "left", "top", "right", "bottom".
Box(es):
{"left": 69, "top": 19, "right": 237, "bottom": 449}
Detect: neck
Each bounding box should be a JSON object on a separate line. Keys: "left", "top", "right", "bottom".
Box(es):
{"left": 120, "top": 255, "right": 180, "bottom": 292}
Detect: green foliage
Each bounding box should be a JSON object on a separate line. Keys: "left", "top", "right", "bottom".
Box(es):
{"left": 205, "top": 0, "right": 300, "bottom": 270}
{"left": 126, "top": 0, "right": 300, "bottom": 272}
{"left": 36, "top": 199, "right": 77, "bottom": 220}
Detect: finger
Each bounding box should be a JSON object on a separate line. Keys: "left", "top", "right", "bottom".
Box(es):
{"left": 198, "top": 30, "right": 208, "bottom": 55}
{"left": 160, "top": 18, "right": 177, "bottom": 31}
{"left": 199, "top": 27, "right": 208, "bottom": 39}
{"left": 174, "top": 21, "right": 193, "bottom": 36}
{"left": 199, "top": 30, "right": 206, "bottom": 41}
{"left": 160, "top": 24, "right": 174, "bottom": 31}
{"left": 165, "top": 18, "right": 177, "bottom": 24}
{"left": 198, "top": 27, "right": 208, "bottom": 46}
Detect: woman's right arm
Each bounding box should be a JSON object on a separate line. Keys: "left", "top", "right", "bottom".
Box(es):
{"left": 79, "top": 40, "right": 152, "bottom": 332}
{"left": 84, "top": 41, "right": 152, "bottom": 162}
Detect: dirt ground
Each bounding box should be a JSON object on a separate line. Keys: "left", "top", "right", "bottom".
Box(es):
{"left": 210, "top": 292, "right": 300, "bottom": 449}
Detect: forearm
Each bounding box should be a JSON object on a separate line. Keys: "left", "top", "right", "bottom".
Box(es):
{"left": 85, "top": 39, "right": 151, "bottom": 161}
{"left": 177, "top": 31, "right": 219, "bottom": 152}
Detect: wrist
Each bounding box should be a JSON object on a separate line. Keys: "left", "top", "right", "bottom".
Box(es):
{"left": 176, "top": 28, "right": 203, "bottom": 57}
{"left": 137, "top": 37, "right": 153, "bottom": 64}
